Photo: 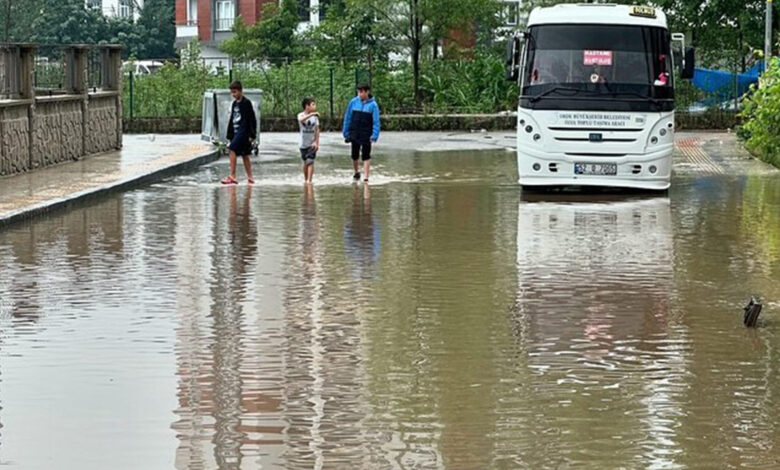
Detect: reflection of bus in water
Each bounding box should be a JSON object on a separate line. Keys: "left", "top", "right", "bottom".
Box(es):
{"left": 512, "top": 196, "right": 685, "bottom": 466}
{"left": 506, "top": 4, "right": 695, "bottom": 191}
{"left": 515, "top": 196, "right": 673, "bottom": 347}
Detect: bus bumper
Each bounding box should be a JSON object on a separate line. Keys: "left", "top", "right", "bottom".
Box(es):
{"left": 517, "top": 145, "right": 673, "bottom": 191}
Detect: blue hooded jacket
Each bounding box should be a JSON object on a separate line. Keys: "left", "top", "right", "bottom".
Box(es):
{"left": 342, "top": 96, "right": 381, "bottom": 143}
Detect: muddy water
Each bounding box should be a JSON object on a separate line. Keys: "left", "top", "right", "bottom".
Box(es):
{"left": 1, "top": 150, "right": 780, "bottom": 469}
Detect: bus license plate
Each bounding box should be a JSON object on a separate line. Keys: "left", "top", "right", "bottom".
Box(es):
{"left": 574, "top": 163, "right": 617, "bottom": 176}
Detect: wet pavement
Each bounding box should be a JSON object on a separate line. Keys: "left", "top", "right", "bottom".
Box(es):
{"left": 0, "top": 135, "right": 218, "bottom": 227}
{"left": 1, "top": 132, "right": 780, "bottom": 469}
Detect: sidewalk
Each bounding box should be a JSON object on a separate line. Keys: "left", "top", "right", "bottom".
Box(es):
{"left": 1, "top": 131, "right": 773, "bottom": 228}
{"left": 0, "top": 135, "right": 218, "bottom": 228}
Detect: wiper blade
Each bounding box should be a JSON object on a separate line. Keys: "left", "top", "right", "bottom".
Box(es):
{"left": 528, "top": 86, "right": 584, "bottom": 103}
{"left": 606, "top": 90, "right": 661, "bottom": 104}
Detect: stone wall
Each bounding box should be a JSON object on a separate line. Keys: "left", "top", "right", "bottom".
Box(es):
{"left": 0, "top": 44, "right": 122, "bottom": 178}
{"left": 86, "top": 95, "right": 121, "bottom": 154}
{"left": 0, "top": 103, "right": 32, "bottom": 176}
{"left": 32, "top": 97, "right": 86, "bottom": 168}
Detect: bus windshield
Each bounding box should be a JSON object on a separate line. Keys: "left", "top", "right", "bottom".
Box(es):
{"left": 521, "top": 24, "right": 673, "bottom": 111}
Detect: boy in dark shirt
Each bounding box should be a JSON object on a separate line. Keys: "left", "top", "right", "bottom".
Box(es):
{"left": 221, "top": 81, "right": 257, "bottom": 185}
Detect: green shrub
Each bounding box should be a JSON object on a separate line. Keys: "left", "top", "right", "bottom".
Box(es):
{"left": 421, "top": 53, "right": 518, "bottom": 113}
{"left": 123, "top": 51, "right": 519, "bottom": 119}
{"left": 740, "top": 58, "right": 780, "bottom": 167}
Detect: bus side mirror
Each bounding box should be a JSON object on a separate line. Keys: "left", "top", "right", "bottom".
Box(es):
{"left": 681, "top": 47, "right": 695, "bottom": 79}
{"left": 506, "top": 36, "right": 523, "bottom": 82}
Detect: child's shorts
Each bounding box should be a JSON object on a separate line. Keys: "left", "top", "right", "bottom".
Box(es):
{"left": 350, "top": 141, "right": 371, "bottom": 161}
{"left": 300, "top": 147, "right": 317, "bottom": 165}
{"left": 229, "top": 136, "right": 253, "bottom": 156}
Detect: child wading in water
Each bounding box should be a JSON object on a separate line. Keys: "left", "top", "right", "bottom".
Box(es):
{"left": 343, "top": 84, "right": 380, "bottom": 182}
{"left": 298, "top": 98, "right": 320, "bottom": 184}
{"left": 221, "top": 80, "right": 257, "bottom": 185}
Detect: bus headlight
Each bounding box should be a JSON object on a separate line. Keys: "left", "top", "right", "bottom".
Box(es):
{"left": 518, "top": 113, "right": 543, "bottom": 145}
{"left": 647, "top": 118, "right": 675, "bottom": 148}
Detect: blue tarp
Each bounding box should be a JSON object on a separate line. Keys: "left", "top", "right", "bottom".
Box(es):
{"left": 691, "top": 61, "right": 763, "bottom": 96}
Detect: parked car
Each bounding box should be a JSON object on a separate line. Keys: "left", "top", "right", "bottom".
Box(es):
{"left": 123, "top": 60, "right": 165, "bottom": 75}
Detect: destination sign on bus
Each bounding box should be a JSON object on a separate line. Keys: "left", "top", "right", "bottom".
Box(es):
{"left": 584, "top": 50, "right": 613, "bottom": 66}
{"left": 556, "top": 112, "right": 646, "bottom": 128}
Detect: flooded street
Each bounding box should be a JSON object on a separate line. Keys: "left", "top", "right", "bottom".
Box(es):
{"left": 2, "top": 142, "right": 780, "bottom": 469}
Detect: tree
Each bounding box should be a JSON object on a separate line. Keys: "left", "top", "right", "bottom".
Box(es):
{"left": 136, "top": 0, "right": 176, "bottom": 59}
{"left": 27, "top": 0, "right": 111, "bottom": 45}
{"left": 349, "top": 0, "right": 501, "bottom": 105}
{"left": 220, "top": 0, "right": 300, "bottom": 65}
{"left": 305, "top": 0, "right": 386, "bottom": 66}
{"left": 1, "top": 0, "right": 43, "bottom": 42}
{"left": 0, "top": 0, "right": 175, "bottom": 60}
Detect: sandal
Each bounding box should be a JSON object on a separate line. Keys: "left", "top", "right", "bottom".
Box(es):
{"left": 247, "top": 178, "right": 256, "bottom": 185}
{"left": 220, "top": 176, "right": 238, "bottom": 185}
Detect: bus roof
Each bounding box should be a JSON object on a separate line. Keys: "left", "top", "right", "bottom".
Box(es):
{"left": 527, "top": 4, "right": 668, "bottom": 29}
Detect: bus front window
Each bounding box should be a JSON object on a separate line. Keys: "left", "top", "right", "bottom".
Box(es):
{"left": 522, "top": 24, "right": 673, "bottom": 108}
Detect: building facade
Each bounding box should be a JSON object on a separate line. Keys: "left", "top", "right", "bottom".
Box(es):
{"left": 500, "top": 0, "right": 524, "bottom": 30}
{"left": 175, "top": 0, "right": 324, "bottom": 70}
{"left": 86, "top": 0, "right": 143, "bottom": 20}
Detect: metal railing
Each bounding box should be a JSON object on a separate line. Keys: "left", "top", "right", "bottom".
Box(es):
{"left": 34, "top": 46, "right": 66, "bottom": 92}
{"left": 215, "top": 18, "right": 235, "bottom": 32}
{"left": 87, "top": 47, "right": 104, "bottom": 91}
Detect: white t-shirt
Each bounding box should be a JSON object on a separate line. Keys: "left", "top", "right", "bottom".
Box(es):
{"left": 298, "top": 112, "right": 319, "bottom": 149}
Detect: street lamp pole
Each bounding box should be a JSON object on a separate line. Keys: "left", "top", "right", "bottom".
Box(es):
{"left": 766, "top": 0, "right": 774, "bottom": 70}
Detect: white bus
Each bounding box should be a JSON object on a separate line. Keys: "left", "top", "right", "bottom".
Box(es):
{"left": 506, "top": 4, "right": 695, "bottom": 191}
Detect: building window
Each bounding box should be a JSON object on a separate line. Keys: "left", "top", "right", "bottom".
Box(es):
{"left": 118, "top": 0, "right": 132, "bottom": 18}
{"left": 298, "top": 0, "right": 310, "bottom": 22}
{"left": 501, "top": 1, "right": 520, "bottom": 27}
{"left": 86, "top": 0, "right": 102, "bottom": 9}
{"left": 187, "top": 0, "right": 198, "bottom": 25}
{"left": 319, "top": 0, "right": 330, "bottom": 21}
{"left": 216, "top": 0, "right": 235, "bottom": 31}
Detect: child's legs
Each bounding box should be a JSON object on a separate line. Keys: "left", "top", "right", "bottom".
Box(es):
{"left": 306, "top": 162, "right": 314, "bottom": 181}
{"left": 241, "top": 154, "right": 253, "bottom": 180}
{"left": 351, "top": 142, "right": 360, "bottom": 172}
{"left": 362, "top": 142, "right": 372, "bottom": 180}
{"left": 229, "top": 151, "right": 237, "bottom": 177}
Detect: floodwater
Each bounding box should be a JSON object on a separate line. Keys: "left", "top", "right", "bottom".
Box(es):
{"left": 1, "top": 149, "right": 780, "bottom": 469}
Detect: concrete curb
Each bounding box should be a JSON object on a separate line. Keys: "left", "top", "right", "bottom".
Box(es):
{"left": 0, "top": 148, "right": 221, "bottom": 229}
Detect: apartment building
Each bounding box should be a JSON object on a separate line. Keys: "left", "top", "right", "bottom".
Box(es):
{"left": 175, "top": 0, "right": 523, "bottom": 69}
{"left": 175, "top": 0, "right": 326, "bottom": 70}
{"left": 86, "top": 0, "right": 143, "bottom": 20}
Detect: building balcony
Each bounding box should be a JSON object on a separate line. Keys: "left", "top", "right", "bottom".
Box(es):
{"left": 215, "top": 18, "right": 235, "bottom": 32}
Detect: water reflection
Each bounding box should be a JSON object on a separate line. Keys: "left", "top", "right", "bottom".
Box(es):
{"left": 344, "top": 184, "right": 379, "bottom": 280}
{"left": 2, "top": 150, "right": 780, "bottom": 469}
{"left": 510, "top": 196, "right": 687, "bottom": 467}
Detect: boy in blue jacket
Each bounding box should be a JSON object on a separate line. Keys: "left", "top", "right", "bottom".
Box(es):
{"left": 343, "top": 84, "right": 380, "bottom": 182}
